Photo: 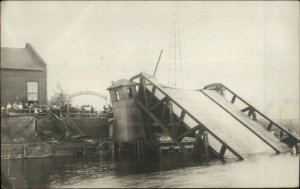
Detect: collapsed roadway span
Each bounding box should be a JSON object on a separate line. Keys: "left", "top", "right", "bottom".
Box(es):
{"left": 126, "top": 72, "right": 299, "bottom": 161}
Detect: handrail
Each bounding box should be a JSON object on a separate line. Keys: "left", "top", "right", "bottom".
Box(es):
{"left": 1, "top": 109, "right": 107, "bottom": 118}
{"left": 200, "top": 89, "right": 282, "bottom": 153}
{"left": 203, "top": 83, "right": 299, "bottom": 142}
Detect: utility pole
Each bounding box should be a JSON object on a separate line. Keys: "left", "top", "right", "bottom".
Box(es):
{"left": 153, "top": 49, "right": 163, "bottom": 77}
{"left": 279, "top": 106, "right": 282, "bottom": 125}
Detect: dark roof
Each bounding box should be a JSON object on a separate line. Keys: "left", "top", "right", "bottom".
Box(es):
{"left": 107, "top": 79, "right": 138, "bottom": 90}
{"left": 1, "top": 43, "right": 46, "bottom": 70}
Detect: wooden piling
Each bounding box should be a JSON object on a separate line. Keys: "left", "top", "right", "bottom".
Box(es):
{"left": 203, "top": 131, "right": 209, "bottom": 161}
{"left": 118, "top": 142, "right": 121, "bottom": 160}
{"left": 137, "top": 139, "right": 140, "bottom": 158}
{"left": 23, "top": 145, "right": 27, "bottom": 158}
{"left": 83, "top": 145, "right": 87, "bottom": 156}
{"left": 111, "top": 142, "right": 115, "bottom": 162}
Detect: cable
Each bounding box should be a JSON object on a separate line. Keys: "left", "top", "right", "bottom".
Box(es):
{"left": 176, "top": 3, "right": 183, "bottom": 88}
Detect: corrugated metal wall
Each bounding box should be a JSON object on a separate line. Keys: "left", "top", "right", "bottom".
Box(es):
{"left": 1, "top": 69, "right": 47, "bottom": 107}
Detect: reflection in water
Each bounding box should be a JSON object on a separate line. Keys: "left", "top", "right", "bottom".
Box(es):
{"left": 1, "top": 154, "right": 299, "bottom": 188}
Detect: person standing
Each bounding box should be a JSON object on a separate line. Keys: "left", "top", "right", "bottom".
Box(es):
{"left": 12, "top": 102, "right": 18, "bottom": 110}
{"left": 91, "top": 106, "right": 94, "bottom": 113}
{"left": 6, "top": 102, "right": 12, "bottom": 109}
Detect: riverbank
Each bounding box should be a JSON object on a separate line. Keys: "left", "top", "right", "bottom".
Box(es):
{"left": 1, "top": 114, "right": 112, "bottom": 160}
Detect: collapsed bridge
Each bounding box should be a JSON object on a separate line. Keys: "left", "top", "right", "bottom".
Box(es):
{"left": 127, "top": 72, "right": 299, "bottom": 160}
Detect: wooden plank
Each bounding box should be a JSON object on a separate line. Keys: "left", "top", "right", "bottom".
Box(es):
{"left": 248, "top": 108, "right": 254, "bottom": 117}
{"left": 231, "top": 95, "right": 237, "bottom": 104}
{"left": 142, "top": 79, "right": 149, "bottom": 105}
{"left": 241, "top": 106, "right": 251, "bottom": 112}
{"left": 160, "top": 100, "right": 168, "bottom": 122}
{"left": 173, "top": 112, "right": 194, "bottom": 132}
{"left": 219, "top": 145, "right": 227, "bottom": 157}
{"left": 267, "top": 122, "right": 273, "bottom": 131}
{"left": 150, "top": 96, "right": 168, "bottom": 111}
{"left": 168, "top": 102, "right": 176, "bottom": 136}
{"left": 252, "top": 111, "right": 257, "bottom": 121}
{"left": 136, "top": 99, "right": 190, "bottom": 156}
{"left": 176, "top": 125, "right": 201, "bottom": 141}
{"left": 147, "top": 86, "right": 156, "bottom": 107}
{"left": 130, "top": 73, "right": 142, "bottom": 81}
{"left": 177, "top": 111, "right": 186, "bottom": 127}
{"left": 175, "top": 110, "right": 186, "bottom": 136}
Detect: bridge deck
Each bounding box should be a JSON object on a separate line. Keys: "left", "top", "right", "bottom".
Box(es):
{"left": 202, "top": 90, "right": 291, "bottom": 154}
{"left": 134, "top": 73, "right": 292, "bottom": 159}
{"left": 162, "top": 88, "right": 280, "bottom": 157}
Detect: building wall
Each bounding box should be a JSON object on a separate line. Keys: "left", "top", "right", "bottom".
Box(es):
{"left": 113, "top": 107, "right": 146, "bottom": 142}
{"left": 108, "top": 85, "right": 146, "bottom": 142}
{"left": 1, "top": 68, "right": 47, "bottom": 107}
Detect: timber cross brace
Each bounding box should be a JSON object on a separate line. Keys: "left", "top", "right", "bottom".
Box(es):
{"left": 131, "top": 73, "right": 245, "bottom": 160}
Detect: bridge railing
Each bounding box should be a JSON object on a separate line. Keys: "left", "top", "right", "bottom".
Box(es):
{"left": 203, "top": 83, "right": 300, "bottom": 147}
{"left": 1, "top": 108, "right": 47, "bottom": 116}
{"left": 1, "top": 108, "right": 109, "bottom": 118}
{"left": 67, "top": 112, "right": 107, "bottom": 118}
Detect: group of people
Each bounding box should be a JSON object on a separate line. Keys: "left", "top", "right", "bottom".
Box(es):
{"left": 72, "top": 104, "right": 95, "bottom": 113}
{"left": 58, "top": 104, "right": 113, "bottom": 117}
{"left": 1, "top": 100, "right": 113, "bottom": 118}
{"left": 68, "top": 104, "right": 113, "bottom": 114}
{"left": 1, "top": 101, "right": 50, "bottom": 115}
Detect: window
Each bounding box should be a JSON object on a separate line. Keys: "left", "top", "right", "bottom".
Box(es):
{"left": 127, "top": 88, "right": 133, "bottom": 99}
{"left": 27, "top": 82, "right": 38, "bottom": 101}
{"left": 115, "top": 90, "right": 120, "bottom": 101}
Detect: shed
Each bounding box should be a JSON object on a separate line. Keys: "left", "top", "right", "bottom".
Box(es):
{"left": 1, "top": 43, "right": 47, "bottom": 107}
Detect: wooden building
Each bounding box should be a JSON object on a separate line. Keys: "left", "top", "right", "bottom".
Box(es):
{"left": 1, "top": 43, "right": 47, "bottom": 107}
{"left": 107, "top": 79, "right": 146, "bottom": 142}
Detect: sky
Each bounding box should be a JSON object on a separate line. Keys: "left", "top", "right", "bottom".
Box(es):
{"left": 1, "top": 1, "right": 299, "bottom": 118}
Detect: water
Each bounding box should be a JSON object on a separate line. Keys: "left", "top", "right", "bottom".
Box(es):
{"left": 1, "top": 154, "right": 299, "bottom": 188}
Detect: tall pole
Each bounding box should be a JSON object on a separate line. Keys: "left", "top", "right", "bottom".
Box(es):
{"left": 279, "top": 106, "right": 282, "bottom": 125}
{"left": 153, "top": 49, "right": 163, "bottom": 77}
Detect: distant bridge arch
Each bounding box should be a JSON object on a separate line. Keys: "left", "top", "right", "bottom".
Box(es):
{"left": 69, "top": 91, "right": 107, "bottom": 100}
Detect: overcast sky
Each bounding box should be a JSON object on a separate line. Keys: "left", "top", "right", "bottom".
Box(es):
{"left": 1, "top": 1, "right": 299, "bottom": 118}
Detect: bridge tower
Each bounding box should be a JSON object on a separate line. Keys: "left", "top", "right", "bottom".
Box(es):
{"left": 107, "top": 79, "right": 146, "bottom": 143}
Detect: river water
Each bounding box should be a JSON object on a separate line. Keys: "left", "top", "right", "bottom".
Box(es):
{"left": 1, "top": 154, "right": 299, "bottom": 188}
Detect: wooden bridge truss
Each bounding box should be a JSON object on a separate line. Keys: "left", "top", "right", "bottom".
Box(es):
{"left": 131, "top": 73, "right": 244, "bottom": 160}
{"left": 130, "top": 73, "right": 299, "bottom": 161}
